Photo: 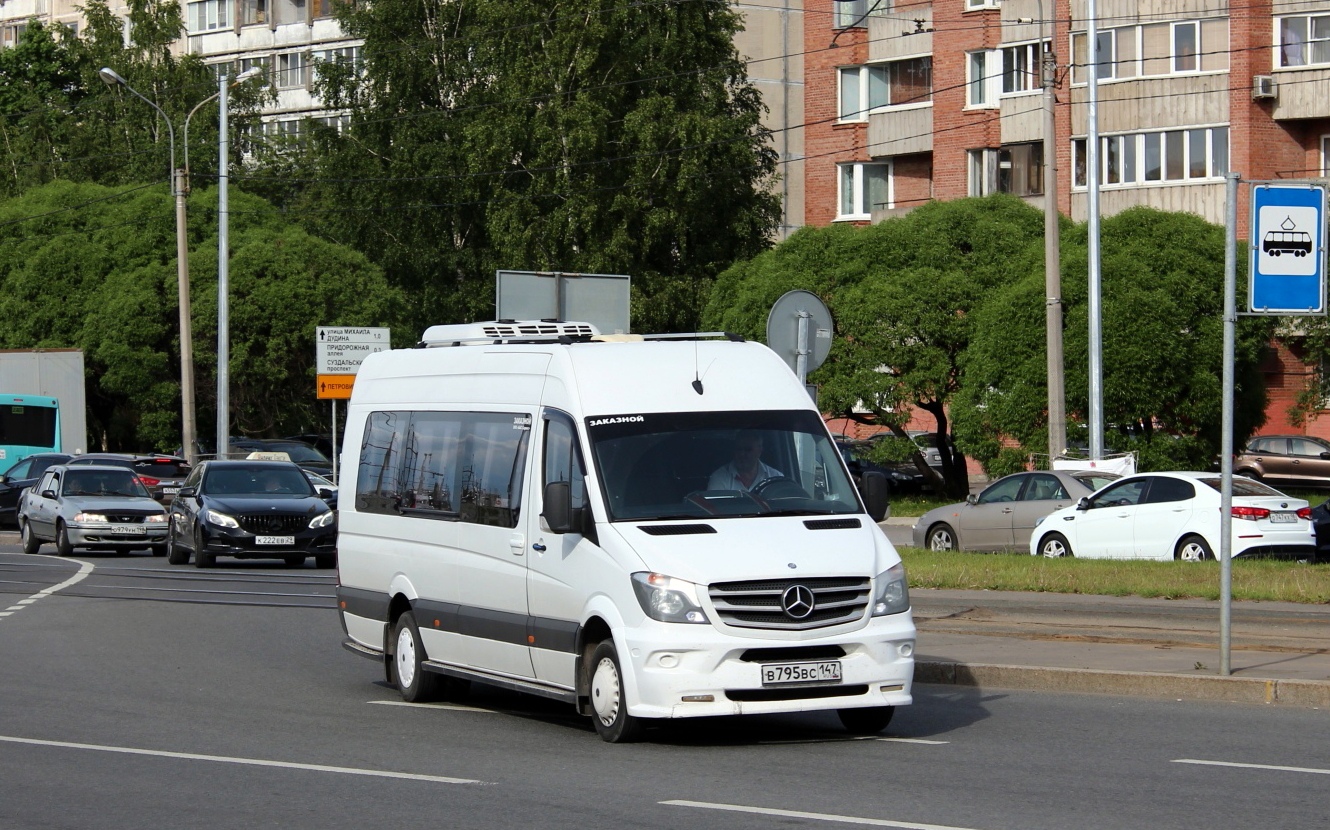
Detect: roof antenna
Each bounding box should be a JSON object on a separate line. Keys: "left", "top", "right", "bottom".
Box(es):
{"left": 692, "top": 338, "right": 704, "bottom": 395}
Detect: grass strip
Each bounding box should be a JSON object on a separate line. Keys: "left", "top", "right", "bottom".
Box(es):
{"left": 899, "top": 548, "right": 1330, "bottom": 604}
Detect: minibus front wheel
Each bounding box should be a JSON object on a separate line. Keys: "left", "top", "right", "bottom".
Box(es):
{"left": 588, "top": 640, "right": 645, "bottom": 743}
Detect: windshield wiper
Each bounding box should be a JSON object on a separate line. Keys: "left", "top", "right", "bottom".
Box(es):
{"left": 760, "top": 508, "right": 842, "bottom": 517}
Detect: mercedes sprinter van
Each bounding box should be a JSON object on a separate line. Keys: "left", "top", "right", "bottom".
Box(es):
{"left": 336, "top": 320, "right": 914, "bottom": 742}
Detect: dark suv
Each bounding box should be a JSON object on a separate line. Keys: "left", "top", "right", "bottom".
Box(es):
{"left": 66, "top": 454, "right": 192, "bottom": 505}
{"left": 1235, "top": 435, "right": 1330, "bottom": 488}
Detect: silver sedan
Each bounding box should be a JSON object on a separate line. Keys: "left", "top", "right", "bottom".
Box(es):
{"left": 912, "top": 470, "right": 1119, "bottom": 552}
{"left": 18, "top": 464, "right": 169, "bottom": 556}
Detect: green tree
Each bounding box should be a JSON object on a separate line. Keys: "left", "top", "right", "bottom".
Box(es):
{"left": 0, "top": 180, "right": 402, "bottom": 450}
{"left": 251, "top": 0, "right": 780, "bottom": 334}
{"left": 956, "top": 206, "right": 1273, "bottom": 474}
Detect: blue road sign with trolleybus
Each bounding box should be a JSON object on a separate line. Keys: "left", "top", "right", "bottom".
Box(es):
{"left": 1249, "top": 182, "right": 1326, "bottom": 315}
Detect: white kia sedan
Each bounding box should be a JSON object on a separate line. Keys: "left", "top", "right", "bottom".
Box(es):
{"left": 1030, "top": 471, "right": 1316, "bottom": 561}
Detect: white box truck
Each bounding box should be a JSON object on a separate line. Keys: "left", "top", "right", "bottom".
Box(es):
{"left": 336, "top": 321, "right": 914, "bottom": 741}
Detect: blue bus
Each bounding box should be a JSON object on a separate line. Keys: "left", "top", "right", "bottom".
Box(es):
{"left": 0, "top": 394, "right": 61, "bottom": 467}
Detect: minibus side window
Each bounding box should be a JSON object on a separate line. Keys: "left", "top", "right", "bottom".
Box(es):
{"left": 401, "top": 412, "right": 462, "bottom": 514}
{"left": 543, "top": 413, "right": 586, "bottom": 514}
{"left": 356, "top": 411, "right": 406, "bottom": 514}
{"left": 458, "top": 413, "right": 531, "bottom": 528}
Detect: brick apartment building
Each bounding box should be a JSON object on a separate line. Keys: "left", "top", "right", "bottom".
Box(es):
{"left": 806, "top": 0, "right": 1330, "bottom": 442}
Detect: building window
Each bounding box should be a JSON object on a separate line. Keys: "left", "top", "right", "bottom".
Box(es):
{"left": 1002, "top": 41, "right": 1046, "bottom": 93}
{"left": 838, "top": 162, "right": 891, "bottom": 219}
{"left": 835, "top": 0, "right": 870, "bottom": 29}
{"left": 311, "top": 0, "right": 337, "bottom": 18}
{"left": 1280, "top": 14, "right": 1330, "bottom": 67}
{"left": 242, "top": 0, "right": 267, "bottom": 25}
{"left": 1173, "top": 22, "right": 1199, "bottom": 72}
{"left": 1073, "top": 127, "right": 1228, "bottom": 188}
{"left": 966, "top": 0, "right": 1000, "bottom": 9}
{"left": 1322, "top": 136, "right": 1330, "bottom": 176}
{"left": 1075, "top": 19, "right": 1226, "bottom": 81}
{"left": 838, "top": 65, "right": 887, "bottom": 121}
{"left": 838, "top": 57, "right": 931, "bottom": 120}
{"left": 967, "top": 50, "right": 1000, "bottom": 107}
{"left": 969, "top": 144, "right": 1042, "bottom": 197}
{"left": 276, "top": 52, "right": 307, "bottom": 88}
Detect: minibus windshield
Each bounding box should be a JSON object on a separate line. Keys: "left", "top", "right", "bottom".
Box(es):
{"left": 586, "top": 410, "right": 864, "bottom": 522}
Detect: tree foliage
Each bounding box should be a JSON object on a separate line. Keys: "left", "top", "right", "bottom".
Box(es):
{"left": 705, "top": 196, "right": 1274, "bottom": 491}
{"left": 248, "top": 0, "right": 781, "bottom": 333}
{"left": 0, "top": 180, "right": 402, "bottom": 450}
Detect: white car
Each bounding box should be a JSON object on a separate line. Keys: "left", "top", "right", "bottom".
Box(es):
{"left": 1030, "top": 471, "right": 1315, "bottom": 562}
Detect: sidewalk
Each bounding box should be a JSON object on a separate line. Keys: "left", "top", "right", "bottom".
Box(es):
{"left": 911, "top": 588, "right": 1330, "bottom": 708}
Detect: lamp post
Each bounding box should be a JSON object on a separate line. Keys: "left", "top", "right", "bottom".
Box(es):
{"left": 181, "top": 67, "right": 262, "bottom": 463}
{"left": 99, "top": 67, "right": 197, "bottom": 466}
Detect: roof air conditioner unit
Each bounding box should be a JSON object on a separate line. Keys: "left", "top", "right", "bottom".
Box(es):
{"left": 1252, "top": 75, "right": 1276, "bottom": 100}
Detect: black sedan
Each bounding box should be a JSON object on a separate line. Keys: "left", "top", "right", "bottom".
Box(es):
{"left": 0, "top": 452, "right": 71, "bottom": 527}
{"left": 1306, "top": 498, "right": 1330, "bottom": 563}
{"left": 166, "top": 460, "right": 337, "bottom": 568}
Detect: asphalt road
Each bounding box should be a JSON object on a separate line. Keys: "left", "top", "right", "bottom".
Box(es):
{"left": 2, "top": 548, "right": 1328, "bottom": 830}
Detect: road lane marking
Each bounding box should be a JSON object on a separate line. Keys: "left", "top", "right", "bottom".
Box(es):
{"left": 0, "top": 558, "right": 93, "bottom": 623}
{"left": 1174, "top": 758, "right": 1330, "bottom": 776}
{"left": 0, "top": 735, "right": 488, "bottom": 784}
{"left": 661, "top": 800, "right": 989, "bottom": 830}
{"left": 370, "top": 700, "right": 497, "bottom": 714}
{"left": 879, "top": 738, "right": 949, "bottom": 745}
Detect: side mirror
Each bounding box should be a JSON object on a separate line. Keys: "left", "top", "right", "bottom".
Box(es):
{"left": 861, "top": 470, "right": 889, "bottom": 522}
{"left": 543, "top": 481, "right": 573, "bottom": 533}
{"left": 1320, "top": 452, "right": 1330, "bottom": 460}
{"left": 965, "top": 494, "right": 978, "bottom": 505}
{"left": 317, "top": 487, "right": 334, "bottom": 500}
{"left": 1076, "top": 496, "right": 1091, "bottom": 511}
{"left": 0, "top": 475, "right": 8, "bottom": 484}
{"left": 41, "top": 489, "right": 56, "bottom": 499}
{"left": 179, "top": 486, "right": 197, "bottom": 498}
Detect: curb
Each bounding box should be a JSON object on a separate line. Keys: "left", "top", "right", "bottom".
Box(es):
{"left": 916, "top": 660, "right": 1330, "bottom": 708}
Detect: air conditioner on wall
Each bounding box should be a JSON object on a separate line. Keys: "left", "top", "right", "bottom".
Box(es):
{"left": 1252, "top": 75, "right": 1277, "bottom": 100}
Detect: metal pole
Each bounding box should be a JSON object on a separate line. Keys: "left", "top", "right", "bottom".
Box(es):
{"left": 795, "top": 310, "right": 810, "bottom": 385}
{"left": 331, "top": 399, "right": 339, "bottom": 485}
{"left": 1087, "top": 0, "right": 1104, "bottom": 460}
{"left": 217, "top": 72, "right": 231, "bottom": 462}
{"left": 175, "top": 168, "right": 197, "bottom": 467}
{"left": 1220, "top": 172, "right": 1239, "bottom": 676}
{"left": 1041, "top": 0, "right": 1065, "bottom": 459}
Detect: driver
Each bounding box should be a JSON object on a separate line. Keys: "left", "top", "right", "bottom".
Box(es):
{"left": 708, "top": 433, "right": 782, "bottom": 492}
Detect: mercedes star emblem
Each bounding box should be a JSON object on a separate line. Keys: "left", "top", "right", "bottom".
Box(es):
{"left": 782, "top": 584, "right": 815, "bottom": 619}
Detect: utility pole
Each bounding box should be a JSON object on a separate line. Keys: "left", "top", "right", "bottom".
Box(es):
{"left": 1041, "top": 0, "right": 1065, "bottom": 459}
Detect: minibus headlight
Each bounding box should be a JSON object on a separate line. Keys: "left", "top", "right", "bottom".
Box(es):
{"left": 206, "top": 509, "right": 240, "bottom": 529}
{"left": 631, "top": 572, "right": 709, "bottom": 624}
{"left": 872, "top": 562, "right": 910, "bottom": 617}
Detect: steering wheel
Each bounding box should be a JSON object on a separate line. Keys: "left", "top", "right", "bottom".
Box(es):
{"left": 751, "top": 476, "right": 810, "bottom": 501}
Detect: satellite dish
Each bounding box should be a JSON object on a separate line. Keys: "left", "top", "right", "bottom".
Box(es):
{"left": 766, "top": 290, "right": 834, "bottom": 381}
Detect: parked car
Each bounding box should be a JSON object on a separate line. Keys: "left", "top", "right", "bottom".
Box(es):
{"left": 913, "top": 469, "right": 1120, "bottom": 552}
{"left": 225, "top": 438, "right": 334, "bottom": 477}
{"left": 166, "top": 459, "right": 337, "bottom": 568}
{"left": 908, "top": 431, "right": 951, "bottom": 471}
{"left": 0, "top": 452, "right": 71, "bottom": 527}
{"left": 1235, "top": 435, "right": 1330, "bottom": 488}
{"left": 66, "top": 453, "right": 191, "bottom": 505}
{"left": 17, "top": 464, "right": 168, "bottom": 556}
{"left": 1030, "top": 472, "right": 1315, "bottom": 562}
{"left": 304, "top": 469, "right": 339, "bottom": 510}
{"left": 835, "top": 438, "right": 925, "bottom": 496}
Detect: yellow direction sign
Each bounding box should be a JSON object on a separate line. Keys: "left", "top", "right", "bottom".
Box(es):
{"left": 317, "top": 374, "right": 355, "bottom": 400}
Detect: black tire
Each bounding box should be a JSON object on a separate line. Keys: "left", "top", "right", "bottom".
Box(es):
{"left": 391, "top": 611, "right": 441, "bottom": 703}
{"left": 315, "top": 552, "right": 336, "bottom": 569}
{"left": 926, "top": 523, "right": 958, "bottom": 551}
{"left": 20, "top": 520, "right": 40, "bottom": 555}
{"left": 588, "top": 640, "right": 645, "bottom": 743}
{"left": 838, "top": 705, "right": 896, "bottom": 735}
{"left": 166, "top": 528, "right": 190, "bottom": 565}
{"left": 55, "top": 522, "right": 74, "bottom": 557}
{"left": 193, "top": 530, "right": 215, "bottom": 568}
{"left": 284, "top": 555, "right": 306, "bottom": 568}
{"left": 1175, "top": 534, "right": 1214, "bottom": 563}
{"left": 1036, "top": 532, "right": 1072, "bottom": 558}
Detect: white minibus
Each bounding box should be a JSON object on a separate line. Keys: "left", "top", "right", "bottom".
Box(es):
{"left": 336, "top": 321, "right": 915, "bottom": 741}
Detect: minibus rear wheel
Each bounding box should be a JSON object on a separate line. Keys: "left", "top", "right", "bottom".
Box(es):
{"left": 392, "top": 611, "right": 441, "bottom": 703}
{"left": 588, "top": 640, "right": 644, "bottom": 743}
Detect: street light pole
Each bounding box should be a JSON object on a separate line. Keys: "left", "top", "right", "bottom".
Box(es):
{"left": 99, "top": 68, "right": 197, "bottom": 466}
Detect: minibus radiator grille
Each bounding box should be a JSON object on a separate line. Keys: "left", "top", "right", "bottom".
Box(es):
{"left": 238, "top": 514, "right": 308, "bottom": 535}
{"left": 708, "top": 577, "right": 870, "bottom": 630}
